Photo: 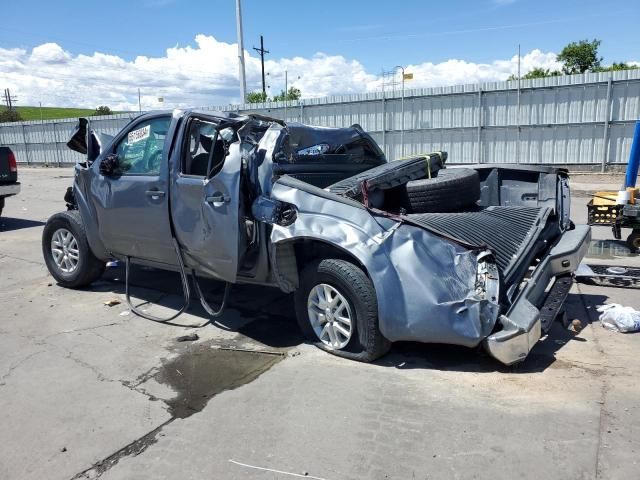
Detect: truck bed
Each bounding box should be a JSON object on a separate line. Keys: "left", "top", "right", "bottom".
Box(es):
{"left": 407, "top": 206, "right": 557, "bottom": 286}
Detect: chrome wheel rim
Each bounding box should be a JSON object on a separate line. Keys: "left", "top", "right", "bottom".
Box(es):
{"left": 51, "top": 228, "right": 79, "bottom": 274}
{"left": 307, "top": 283, "right": 353, "bottom": 349}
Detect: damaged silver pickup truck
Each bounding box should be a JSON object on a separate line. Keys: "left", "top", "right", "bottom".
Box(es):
{"left": 42, "top": 109, "right": 590, "bottom": 365}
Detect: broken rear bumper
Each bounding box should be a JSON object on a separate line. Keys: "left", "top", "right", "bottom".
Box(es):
{"left": 483, "top": 224, "right": 591, "bottom": 365}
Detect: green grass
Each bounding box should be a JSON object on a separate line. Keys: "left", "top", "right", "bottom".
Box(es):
{"left": 14, "top": 106, "right": 115, "bottom": 121}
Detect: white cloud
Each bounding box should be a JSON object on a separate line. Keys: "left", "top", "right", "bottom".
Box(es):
{"left": 30, "top": 43, "right": 71, "bottom": 64}
{"left": 0, "top": 35, "right": 631, "bottom": 111}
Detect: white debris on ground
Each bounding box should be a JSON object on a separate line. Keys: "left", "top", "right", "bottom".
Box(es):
{"left": 597, "top": 304, "right": 640, "bottom": 333}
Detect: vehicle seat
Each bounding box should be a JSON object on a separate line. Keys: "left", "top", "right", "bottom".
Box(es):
{"left": 208, "top": 139, "right": 226, "bottom": 177}
{"left": 190, "top": 153, "right": 209, "bottom": 176}
{"left": 190, "top": 136, "right": 225, "bottom": 177}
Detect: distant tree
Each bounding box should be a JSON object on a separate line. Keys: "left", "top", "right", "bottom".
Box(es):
{"left": 246, "top": 91, "right": 269, "bottom": 103}
{"left": 92, "top": 106, "right": 113, "bottom": 116}
{"left": 524, "top": 68, "right": 561, "bottom": 79}
{"left": 0, "top": 109, "right": 23, "bottom": 122}
{"left": 273, "top": 87, "right": 301, "bottom": 102}
{"left": 507, "top": 40, "right": 635, "bottom": 80}
{"left": 508, "top": 67, "right": 562, "bottom": 81}
{"left": 595, "top": 62, "right": 640, "bottom": 73}
{"left": 557, "top": 39, "right": 602, "bottom": 74}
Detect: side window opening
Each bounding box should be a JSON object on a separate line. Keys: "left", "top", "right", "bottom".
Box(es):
{"left": 182, "top": 119, "right": 229, "bottom": 178}
{"left": 113, "top": 116, "right": 170, "bottom": 175}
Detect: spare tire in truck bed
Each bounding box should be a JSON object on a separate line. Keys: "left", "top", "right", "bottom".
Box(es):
{"left": 400, "top": 168, "right": 480, "bottom": 213}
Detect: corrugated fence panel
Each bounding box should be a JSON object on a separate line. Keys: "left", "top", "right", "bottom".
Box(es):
{"left": 2, "top": 71, "right": 639, "bottom": 167}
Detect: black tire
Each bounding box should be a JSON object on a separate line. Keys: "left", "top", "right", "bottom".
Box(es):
{"left": 401, "top": 168, "right": 480, "bottom": 213}
{"left": 0, "top": 197, "right": 4, "bottom": 217}
{"left": 42, "top": 210, "right": 105, "bottom": 288}
{"left": 627, "top": 231, "right": 640, "bottom": 252}
{"left": 295, "top": 259, "right": 391, "bottom": 362}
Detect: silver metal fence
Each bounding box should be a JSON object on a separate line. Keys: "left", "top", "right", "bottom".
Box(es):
{"left": 2, "top": 69, "right": 639, "bottom": 169}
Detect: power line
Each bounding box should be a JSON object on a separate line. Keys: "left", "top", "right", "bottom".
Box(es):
{"left": 253, "top": 35, "right": 269, "bottom": 97}
{"left": 3, "top": 88, "right": 18, "bottom": 110}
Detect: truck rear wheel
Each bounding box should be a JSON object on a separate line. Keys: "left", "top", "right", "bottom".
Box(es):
{"left": 42, "top": 211, "right": 105, "bottom": 288}
{"left": 295, "top": 259, "right": 391, "bottom": 362}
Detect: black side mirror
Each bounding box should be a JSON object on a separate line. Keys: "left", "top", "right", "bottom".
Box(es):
{"left": 99, "top": 153, "right": 121, "bottom": 176}
{"left": 67, "top": 118, "right": 89, "bottom": 155}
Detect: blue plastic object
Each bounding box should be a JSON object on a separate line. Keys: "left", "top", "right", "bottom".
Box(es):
{"left": 625, "top": 121, "right": 640, "bottom": 188}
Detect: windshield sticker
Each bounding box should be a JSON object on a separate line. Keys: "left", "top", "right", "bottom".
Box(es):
{"left": 128, "top": 125, "right": 150, "bottom": 144}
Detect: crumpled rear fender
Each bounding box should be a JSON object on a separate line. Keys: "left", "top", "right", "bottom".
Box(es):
{"left": 268, "top": 181, "right": 500, "bottom": 347}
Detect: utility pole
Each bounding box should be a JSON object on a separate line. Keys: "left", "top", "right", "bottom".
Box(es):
{"left": 3, "top": 88, "right": 17, "bottom": 110}
{"left": 235, "top": 0, "right": 247, "bottom": 103}
{"left": 253, "top": 35, "right": 269, "bottom": 98}
{"left": 138, "top": 88, "right": 142, "bottom": 113}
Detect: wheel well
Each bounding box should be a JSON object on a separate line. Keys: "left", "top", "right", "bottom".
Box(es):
{"left": 273, "top": 238, "right": 370, "bottom": 293}
{"left": 293, "top": 239, "right": 368, "bottom": 273}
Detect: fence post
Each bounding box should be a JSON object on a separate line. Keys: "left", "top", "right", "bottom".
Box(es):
{"left": 477, "top": 87, "right": 483, "bottom": 163}
{"left": 381, "top": 96, "right": 386, "bottom": 157}
{"left": 601, "top": 75, "right": 613, "bottom": 173}
{"left": 299, "top": 101, "right": 304, "bottom": 123}
{"left": 22, "top": 124, "right": 30, "bottom": 165}
{"left": 53, "top": 122, "right": 62, "bottom": 167}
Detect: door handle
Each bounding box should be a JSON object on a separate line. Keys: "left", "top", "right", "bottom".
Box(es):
{"left": 206, "top": 194, "right": 230, "bottom": 204}
{"left": 206, "top": 194, "right": 230, "bottom": 203}
{"left": 145, "top": 190, "right": 165, "bottom": 198}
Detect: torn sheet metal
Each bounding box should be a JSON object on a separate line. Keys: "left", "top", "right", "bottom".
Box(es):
{"left": 268, "top": 179, "right": 501, "bottom": 347}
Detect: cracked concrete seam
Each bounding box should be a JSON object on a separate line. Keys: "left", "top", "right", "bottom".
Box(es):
{"left": 44, "top": 321, "right": 125, "bottom": 339}
{"left": 69, "top": 419, "right": 174, "bottom": 480}
{"left": 0, "top": 350, "right": 47, "bottom": 385}
{"left": 55, "top": 344, "right": 167, "bottom": 408}
{"left": 2, "top": 325, "right": 169, "bottom": 410}
{"left": 0, "top": 253, "right": 45, "bottom": 266}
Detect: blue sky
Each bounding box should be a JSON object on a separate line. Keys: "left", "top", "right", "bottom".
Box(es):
{"left": 2, "top": 0, "right": 638, "bottom": 69}
{"left": 0, "top": 0, "right": 638, "bottom": 109}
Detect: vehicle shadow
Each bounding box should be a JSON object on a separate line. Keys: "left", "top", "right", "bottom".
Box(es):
{"left": 0, "top": 217, "right": 45, "bottom": 232}
{"left": 85, "top": 266, "right": 607, "bottom": 373}
{"left": 378, "top": 292, "right": 610, "bottom": 374}
{"left": 89, "top": 265, "right": 302, "bottom": 349}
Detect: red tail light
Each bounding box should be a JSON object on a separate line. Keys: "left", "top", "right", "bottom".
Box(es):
{"left": 8, "top": 150, "right": 17, "bottom": 173}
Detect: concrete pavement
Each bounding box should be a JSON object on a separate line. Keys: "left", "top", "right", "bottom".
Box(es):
{"left": 0, "top": 167, "right": 639, "bottom": 480}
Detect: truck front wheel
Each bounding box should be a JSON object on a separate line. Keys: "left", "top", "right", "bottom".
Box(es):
{"left": 295, "top": 259, "right": 391, "bottom": 362}
{"left": 42, "top": 211, "right": 105, "bottom": 288}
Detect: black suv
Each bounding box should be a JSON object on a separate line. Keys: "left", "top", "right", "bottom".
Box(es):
{"left": 0, "top": 146, "right": 20, "bottom": 217}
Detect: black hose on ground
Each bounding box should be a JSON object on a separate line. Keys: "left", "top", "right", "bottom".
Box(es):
{"left": 125, "top": 237, "right": 230, "bottom": 327}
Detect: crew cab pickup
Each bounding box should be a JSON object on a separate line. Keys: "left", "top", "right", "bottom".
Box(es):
{"left": 42, "top": 110, "right": 590, "bottom": 364}
{"left": 0, "top": 146, "right": 20, "bottom": 217}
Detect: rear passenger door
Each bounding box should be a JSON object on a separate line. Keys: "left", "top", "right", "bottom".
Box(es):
{"left": 170, "top": 116, "right": 241, "bottom": 281}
